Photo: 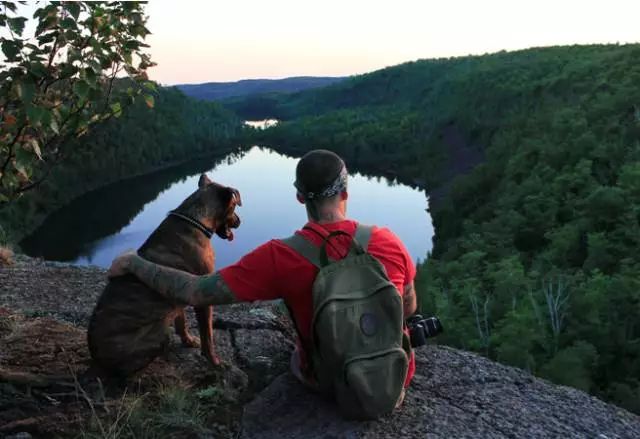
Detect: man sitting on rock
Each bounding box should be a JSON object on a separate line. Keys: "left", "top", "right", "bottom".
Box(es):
{"left": 109, "top": 149, "right": 418, "bottom": 418}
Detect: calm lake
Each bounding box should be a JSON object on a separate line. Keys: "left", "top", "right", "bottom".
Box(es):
{"left": 21, "top": 146, "right": 433, "bottom": 269}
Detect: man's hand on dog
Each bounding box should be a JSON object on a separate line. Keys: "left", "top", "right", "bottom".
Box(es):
{"left": 108, "top": 250, "right": 137, "bottom": 278}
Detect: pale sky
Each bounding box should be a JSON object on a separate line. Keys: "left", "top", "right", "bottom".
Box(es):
{"left": 146, "top": 0, "right": 640, "bottom": 84}
{"left": 9, "top": 1, "right": 640, "bottom": 85}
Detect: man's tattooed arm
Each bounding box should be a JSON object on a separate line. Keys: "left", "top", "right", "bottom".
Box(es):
{"left": 120, "top": 253, "right": 237, "bottom": 306}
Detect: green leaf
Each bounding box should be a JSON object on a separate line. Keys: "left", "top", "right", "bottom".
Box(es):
{"left": 32, "top": 3, "right": 56, "bottom": 20}
{"left": 143, "top": 94, "right": 154, "bottom": 108}
{"left": 131, "top": 24, "right": 149, "bottom": 37}
{"left": 50, "top": 117, "right": 60, "bottom": 135}
{"left": 24, "top": 43, "right": 41, "bottom": 51}
{"left": 124, "top": 40, "right": 139, "bottom": 50}
{"left": 83, "top": 67, "right": 97, "bottom": 85}
{"left": 26, "top": 105, "right": 44, "bottom": 125}
{"left": 17, "top": 79, "right": 36, "bottom": 103}
{"left": 89, "top": 37, "right": 101, "bottom": 52}
{"left": 88, "top": 59, "right": 102, "bottom": 73}
{"left": 60, "top": 17, "right": 75, "bottom": 30}
{"left": 72, "top": 80, "right": 90, "bottom": 99}
{"left": 4, "top": 2, "right": 17, "bottom": 13}
{"left": 92, "top": 5, "right": 105, "bottom": 17}
{"left": 122, "top": 2, "right": 136, "bottom": 13}
{"left": 65, "top": 2, "right": 81, "bottom": 20}
{"left": 29, "top": 61, "right": 48, "bottom": 78}
{"left": 29, "top": 138, "right": 42, "bottom": 160}
{"left": 143, "top": 81, "right": 157, "bottom": 92}
{"left": 67, "top": 48, "right": 82, "bottom": 64}
{"left": 1, "top": 39, "right": 21, "bottom": 61}
{"left": 7, "top": 17, "right": 27, "bottom": 35}
{"left": 36, "top": 32, "right": 56, "bottom": 45}
{"left": 35, "top": 15, "right": 58, "bottom": 37}
{"left": 14, "top": 147, "right": 31, "bottom": 171}
{"left": 14, "top": 162, "right": 28, "bottom": 180}
{"left": 110, "top": 102, "right": 122, "bottom": 118}
{"left": 40, "top": 108, "right": 52, "bottom": 127}
{"left": 59, "top": 63, "right": 77, "bottom": 79}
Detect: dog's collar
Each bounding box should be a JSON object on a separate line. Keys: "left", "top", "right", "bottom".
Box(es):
{"left": 167, "top": 211, "right": 214, "bottom": 239}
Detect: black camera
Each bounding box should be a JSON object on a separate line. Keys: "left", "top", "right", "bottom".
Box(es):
{"left": 406, "top": 315, "right": 443, "bottom": 347}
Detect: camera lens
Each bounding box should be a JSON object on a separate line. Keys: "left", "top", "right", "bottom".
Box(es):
{"left": 406, "top": 315, "right": 443, "bottom": 347}
{"left": 410, "top": 323, "right": 427, "bottom": 347}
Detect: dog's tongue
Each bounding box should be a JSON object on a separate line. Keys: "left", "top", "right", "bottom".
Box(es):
{"left": 226, "top": 229, "right": 234, "bottom": 241}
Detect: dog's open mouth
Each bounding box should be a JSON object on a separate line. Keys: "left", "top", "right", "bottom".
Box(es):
{"left": 216, "top": 212, "right": 241, "bottom": 241}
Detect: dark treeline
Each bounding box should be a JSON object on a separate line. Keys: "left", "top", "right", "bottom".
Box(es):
{"left": 254, "top": 106, "right": 433, "bottom": 186}
{"left": 0, "top": 86, "right": 244, "bottom": 243}
{"left": 240, "top": 44, "right": 640, "bottom": 413}
{"left": 178, "top": 76, "right": 346, "bottom": 102}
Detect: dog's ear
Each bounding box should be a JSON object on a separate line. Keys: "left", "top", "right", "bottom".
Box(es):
{"left": 230, "top": 187, "right": 242, "bottom": 207}
{"left": 198, "top": 174, "right": 212, "bottom": 189}
{"left": 221, "top": 187, "right": 242, "bottom": 207}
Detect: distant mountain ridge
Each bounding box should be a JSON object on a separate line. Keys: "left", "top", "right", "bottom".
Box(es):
{"left": 175, "top": 76, "right": 346, "bottom": 101}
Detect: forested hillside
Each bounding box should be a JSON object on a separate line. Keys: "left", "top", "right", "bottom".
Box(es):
{"left": 0, "top": 86, "right": 243, "bottom": 243}
{"left": 243, "top": 44, "right": 640, "bottom": 413}
{"left": 177, "top": 76, "right": 345, "bottom": 102}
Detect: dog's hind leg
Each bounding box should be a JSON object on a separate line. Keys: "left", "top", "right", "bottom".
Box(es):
{"left": 174, "top": 308, "right": 200, "bottom": 348}
{"left": 195, "top": 305, "right": 220, "bottom": 366}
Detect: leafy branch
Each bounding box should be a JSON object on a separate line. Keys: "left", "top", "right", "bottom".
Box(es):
{"left": 0, "top": 1, "right": 157, "bottom": 203}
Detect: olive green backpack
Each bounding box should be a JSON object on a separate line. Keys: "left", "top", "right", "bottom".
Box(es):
{"left": 281, "top": 224, "right": 410, "bottom": 420}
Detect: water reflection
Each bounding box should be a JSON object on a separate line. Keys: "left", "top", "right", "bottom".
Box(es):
{"left": 244, "top": 119, "right": 279, "bottom": 129}
{"left": 22, "top": 146, "right": 433, "bottom": 269}
{"left": 20, "top": 149, "right": 248, "bottom": 263}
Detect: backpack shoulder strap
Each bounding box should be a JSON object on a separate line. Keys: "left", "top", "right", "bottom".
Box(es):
{"left": 282, "top": 224, "right": 369, "bottom": 266}
{"left": 280, "top": 234, "right": 322, "bottom": 268}
{"left": 354, "top": 224, "right": 374, "bottom": 251}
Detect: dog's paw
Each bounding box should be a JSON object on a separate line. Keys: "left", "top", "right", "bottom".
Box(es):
{"left": 181, "top": 336, "right": 201, "bottom": 348}
{"left": 201, "top": 351, "right": 222, "bottom": 366}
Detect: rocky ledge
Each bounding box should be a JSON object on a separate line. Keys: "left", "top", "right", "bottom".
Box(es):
{"left": 1, "top": 256, "right": 639, "bottom": 438}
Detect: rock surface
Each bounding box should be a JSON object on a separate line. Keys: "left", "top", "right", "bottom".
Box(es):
{"left": 2, "top": 256, "right": 640, "bottom": 438}
{"left": 242, "top": 346, "right": 640, "bottom": 438}
{"left": 0, "top": 254, "right": 106, "bottom": 325}
{"left": 0, "top": 256, "right": 293, "bottom": 437}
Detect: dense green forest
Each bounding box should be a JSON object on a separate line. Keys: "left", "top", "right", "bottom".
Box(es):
{"left": 239, "top": 44, "right": 640, "bottom": 413}
{"left": 0, "top": 86, "right": 243, "bottom": 243}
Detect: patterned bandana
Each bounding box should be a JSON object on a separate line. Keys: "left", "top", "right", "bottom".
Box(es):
{"left": 295, "top": 165, "right": 348, "bottom": 201}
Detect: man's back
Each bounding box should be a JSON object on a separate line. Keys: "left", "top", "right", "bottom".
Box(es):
{"left": 219, "top": 219, "right": 416, "bottom": 386}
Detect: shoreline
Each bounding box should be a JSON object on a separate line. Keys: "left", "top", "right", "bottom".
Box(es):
{"left": 3, "top": 144, "right": 248, "bottom": 247}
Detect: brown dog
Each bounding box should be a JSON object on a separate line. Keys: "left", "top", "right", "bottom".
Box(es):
{"left": 87, "top": 174, "right": 241, "bottom": 376}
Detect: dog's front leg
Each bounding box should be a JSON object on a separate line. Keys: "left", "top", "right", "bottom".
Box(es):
{"left": 174, "top": 308, "right": 200, "bottom": 348}
{"left": 195, "top": 305, "right": 220, "bottom": 365}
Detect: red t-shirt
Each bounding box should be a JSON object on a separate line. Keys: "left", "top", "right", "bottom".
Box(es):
{"left": 219, "top": 220, "right": 417, "bottom": 387}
